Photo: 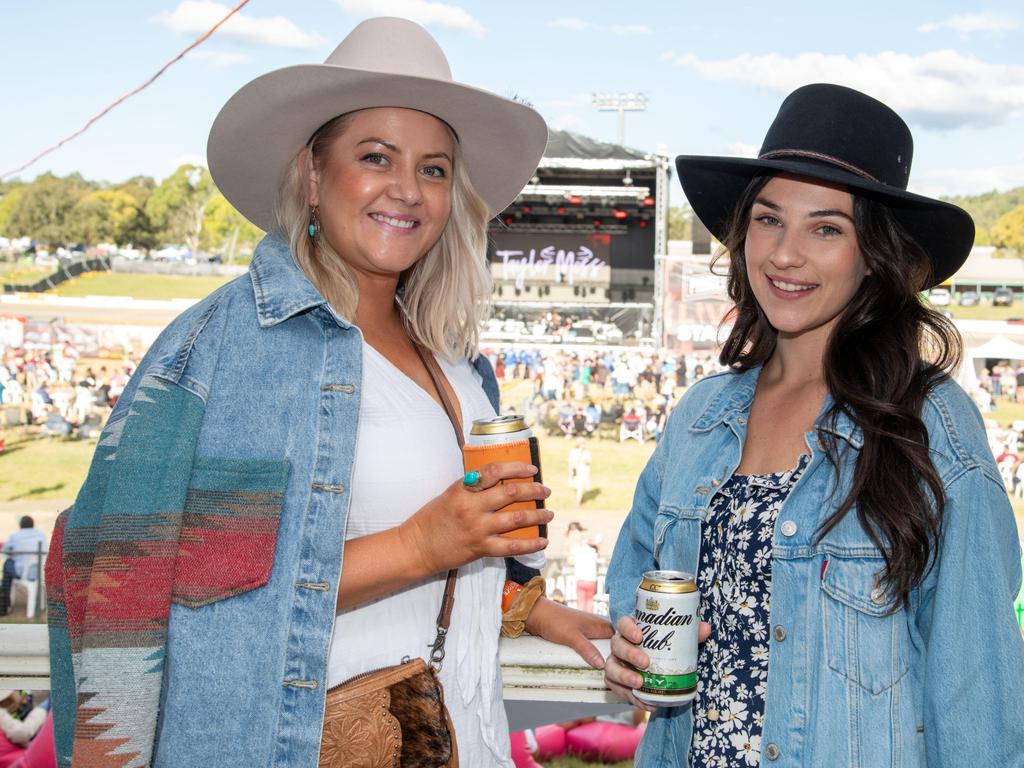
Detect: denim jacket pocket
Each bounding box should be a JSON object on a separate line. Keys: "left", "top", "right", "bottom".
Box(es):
{"left": 171, "top": 456, "right": 289, "bottom": 608}
{"left": 820, "top": 555, "right": 910, "bottom": 695}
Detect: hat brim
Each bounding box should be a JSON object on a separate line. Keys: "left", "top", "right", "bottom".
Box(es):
{"left": 208, "top": 64, "right": 548, "bottom": 230}
{"left": 676, "top": 155, "right": 975, "bottom": 287}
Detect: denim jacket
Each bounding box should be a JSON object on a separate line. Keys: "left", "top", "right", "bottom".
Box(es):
{"left": 607, "top": 367, "right": 1024, "bottom": 767}
{"left": 47, "top": 233, "right": 503, "bottom": 767}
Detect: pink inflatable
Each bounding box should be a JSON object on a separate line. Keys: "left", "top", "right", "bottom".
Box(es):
{"left": 510, "top": 730, "right": 543, "bottom": 768}
{"left": 566, "top": 721, "right": 647, "bottom": 763}
{"left": 10, "top": 712, "right": 56, "bottom": 768}
{"left": 534, "top": 724, "right": 568, "bottom": 760}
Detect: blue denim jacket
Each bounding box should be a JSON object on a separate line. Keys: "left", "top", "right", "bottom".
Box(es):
{"left": 50, "top": 233, "right": 502, "bottom": 767}
{"left": 607, "top": 367, "right": 1024, "bottom": 767}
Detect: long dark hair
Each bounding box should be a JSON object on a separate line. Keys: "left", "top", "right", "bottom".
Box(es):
{"left": 717, "top": 175, "right": 962, "bottom": 610}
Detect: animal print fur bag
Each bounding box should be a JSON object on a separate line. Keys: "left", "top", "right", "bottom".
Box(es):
{"left": 319, "top": 656, "right": 457, "bottom": 768}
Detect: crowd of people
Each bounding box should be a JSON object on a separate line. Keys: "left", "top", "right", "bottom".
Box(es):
{"left": 485, "top": 346, "right": 726, "bottom": 446}
{"left": 0, "top": 343, "right": 137, "bottom": 440}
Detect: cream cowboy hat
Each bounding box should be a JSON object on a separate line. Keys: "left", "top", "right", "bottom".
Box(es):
{"left": 207, "top": 17, "right": 548, "bottom": 230}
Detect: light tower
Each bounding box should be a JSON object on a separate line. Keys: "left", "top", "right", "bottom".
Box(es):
{"left": 591, "top": 92, "right": 648, "bottom": 146}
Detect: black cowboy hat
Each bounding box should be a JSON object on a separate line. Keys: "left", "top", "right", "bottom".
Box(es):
{"left": 676, "top": 83, "right": 974, "bottom": 287}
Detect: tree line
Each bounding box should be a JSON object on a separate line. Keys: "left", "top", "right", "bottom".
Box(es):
{"left": 0, "top": 165, "right": 263, "bottom": 262}
{"left": 2, "top": 169, "right": 1022, "bottom": 258}
{"left": 942, "top": 186, "right": 1024, "bottom": 252}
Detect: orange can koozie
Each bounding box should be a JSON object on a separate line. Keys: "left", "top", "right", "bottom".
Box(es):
{"left": 463, "top": 415, "right": 546, "bottom": 540}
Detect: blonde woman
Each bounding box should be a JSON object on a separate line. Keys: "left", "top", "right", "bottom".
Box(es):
{"left": 47, "top": 18, "right": 610, "bottom": 768}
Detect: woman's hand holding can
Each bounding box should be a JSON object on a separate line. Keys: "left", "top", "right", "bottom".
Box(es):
{"left": 605, "top": 615, "right": 713, "bottom": 713}
{"left": 399, "top": 460, "right": 553, "bottom": 575}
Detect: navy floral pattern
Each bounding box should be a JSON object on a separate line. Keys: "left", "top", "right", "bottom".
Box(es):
{"left": 689, "top": 455, "right": 809, "bottom": 767}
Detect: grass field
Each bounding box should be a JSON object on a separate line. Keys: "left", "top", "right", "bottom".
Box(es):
{"left": 0, "top": 428, "right": 97, "bottom": 502}
{"left": 946, "top": 303, "right": 1024, "bottom": 321}
{"left": 3, "top": 395, "right": 1024, "bottom": 511}
{"left": 0, "top": 264, "right": 52, "bottom": 285}
{"left": 52, "top": 272, "right": 234, "bottom": 300}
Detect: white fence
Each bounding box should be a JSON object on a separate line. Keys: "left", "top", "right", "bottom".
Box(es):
{"left": 0, "top": 625, "right": 625, "bottom": 731}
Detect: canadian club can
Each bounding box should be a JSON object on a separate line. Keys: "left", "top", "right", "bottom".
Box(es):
{"left": 633, "top": 570, "right": 700, "bottom": 707}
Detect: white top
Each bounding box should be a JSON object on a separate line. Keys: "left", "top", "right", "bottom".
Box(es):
{"left": 329, "top": 346, "right": 535, "bottom": 766}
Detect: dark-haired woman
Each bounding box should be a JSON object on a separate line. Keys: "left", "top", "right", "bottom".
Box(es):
{"left": 604, "top": 84, "right": 1024, "bottom": 767}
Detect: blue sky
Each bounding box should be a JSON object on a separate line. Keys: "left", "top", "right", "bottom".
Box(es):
{"left": 3, "top": 1, "right": 1024, "bottom": 204}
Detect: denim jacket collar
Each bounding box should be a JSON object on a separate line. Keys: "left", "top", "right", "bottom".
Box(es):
{"left": 690, "top": 366, "right": 760, "bottom": 432}
{"left": 690, "top": 364, "right": 864, "bottom": 449}
{"left": 248, "top": 233, "right": 352, "bottom": 329}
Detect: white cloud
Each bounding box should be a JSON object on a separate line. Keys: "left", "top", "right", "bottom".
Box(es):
{"left": 188, "top": 49, "right": 251, "bottom": 67}
{"left": 662, "top": 49, "right": 1024, "bottom": 130}
{"left": 336, "top": 0, "right": 484, "bottom": 37}
{"left": 723, "top": 141, "right": 759, "bottom": 158}
{"left": 156, "top": 1, "right": 324, "bottom": 49}
{"left": 609, "top": 24, "right": 651, "bottom": 35}
{"left": 918, "top": 12, "right": 1018, "bottom": 35}
{"left": 912, "top": 162, "right": 1024, "bottom": 198}
{"left": 548, "top": 17, "right": 592, "bottom": 31}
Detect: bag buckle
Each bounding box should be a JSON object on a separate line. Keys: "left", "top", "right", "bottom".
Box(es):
{"left": 429, "top": 626, "right": 447, "bottom": 669}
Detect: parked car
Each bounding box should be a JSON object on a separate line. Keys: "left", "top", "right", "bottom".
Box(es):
{"left": 928, "top": 287, "right": 951, "bottom": 306}
{"left": 958, "top": 291, "right": 980, "bottom": 307}
{"left": 993, "top": 287, "right": 1015, "bottom": 307}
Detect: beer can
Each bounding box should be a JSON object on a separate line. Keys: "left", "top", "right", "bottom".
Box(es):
{"left": 466, "top": 415, "right": 533, "bottom": 446}
{"left": 633, "top": 570, "right": 699, "bottom": 707}
{"left": 464, "top": 415, "right": 545, "bottom": 539}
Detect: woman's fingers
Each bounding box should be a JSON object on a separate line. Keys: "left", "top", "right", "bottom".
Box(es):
{"left": 699, "top": 621, "right": 712, "bottom": 643}
{"left": 486, "top": 503, "right": 553, "bottom": 536}
{"left": 615, "top": 615, "right": 644, "bottom": 645}
{"left": 468, "top": 461, "right": 539, "bottom": 491}
{"left": 603, "top": 655, "right": 656, "bottom": 713}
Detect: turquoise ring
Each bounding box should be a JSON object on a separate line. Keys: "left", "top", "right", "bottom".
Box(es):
{"left": 462, "top": 470, "right": 481, "bottom": 487}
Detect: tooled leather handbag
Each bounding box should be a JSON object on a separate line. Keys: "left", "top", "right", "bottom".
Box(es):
{"left": 318, "top": 345, "right": 465, "bottom": 768}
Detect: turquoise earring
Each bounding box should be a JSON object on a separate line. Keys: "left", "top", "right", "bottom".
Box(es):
{"left": 308, "top": 205, "right": 321, "bottom": 239}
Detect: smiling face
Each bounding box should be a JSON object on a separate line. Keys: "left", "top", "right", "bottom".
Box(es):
{"left": 307, "top": 107, "right": 455, "bottom": 283}
{"left": 743, "top": 174, "right": 870, "bottom": 348}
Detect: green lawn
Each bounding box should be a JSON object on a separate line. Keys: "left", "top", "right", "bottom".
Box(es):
{"left": 52, "top": 272, "right": 234, "bottom": 300}
{"left": 0, "top": 264, "right": 52, "bottom": 285}
{"left": 946, "top": 303, "right": 1024, "bottom": 320}
{"left": 991, "top": 399, "right": 1024, "bottom": 426}
{"left": 0, "top": 428, "right": 96, "bottom": 503}
{"left": 539, "top": 435, "right": 654, "bottom": 517}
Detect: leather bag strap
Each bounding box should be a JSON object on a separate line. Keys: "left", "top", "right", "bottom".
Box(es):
{"left": 413, "top": 342, "right": 464, "bottom": 668}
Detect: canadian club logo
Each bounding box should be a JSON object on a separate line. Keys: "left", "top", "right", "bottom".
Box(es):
{"left": 646, "top": 597, "right": 660, "bottom": 611}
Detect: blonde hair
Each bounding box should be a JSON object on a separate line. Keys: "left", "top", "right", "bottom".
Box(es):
{"left": 274, "top": 112, "right": 492, "bottom": 359}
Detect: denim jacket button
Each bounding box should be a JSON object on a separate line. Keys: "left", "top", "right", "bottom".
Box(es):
{"left": 773, "top": 625, "right": 787, "bottom": 642}
{"left": 870, "top": 587, "right": 887, "bottom": 605}
{"left": 780, "top": 520, "right": 797, "bottom": 537}
{"left": 765, "top": 742, "right": 781, "bottom": 761}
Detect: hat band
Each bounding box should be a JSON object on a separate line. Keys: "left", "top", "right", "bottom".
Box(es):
{"left": 758, "top": 149, "right": 880, "bottom": 184}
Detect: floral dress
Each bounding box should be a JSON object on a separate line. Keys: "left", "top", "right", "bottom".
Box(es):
{"left": 689, "top": 455, "right": 809, "bottom": 767}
